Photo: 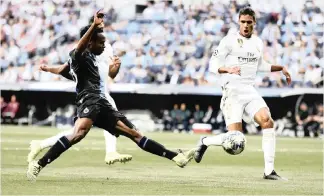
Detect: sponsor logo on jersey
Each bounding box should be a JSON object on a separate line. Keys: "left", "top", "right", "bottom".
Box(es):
{"left": 238, "top": 57, "right": 258, "bottom": 63}
{"left": 212, "top": 49, "right": 219, "bottom": 56}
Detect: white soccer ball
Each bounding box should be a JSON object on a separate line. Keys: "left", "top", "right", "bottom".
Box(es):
{"left": 222, "top": 131, "right": 246, "bottom": 155}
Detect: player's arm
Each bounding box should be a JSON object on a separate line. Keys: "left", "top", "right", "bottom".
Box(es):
{"left": 209, "top": 37, "right": 240, "bottom": 75}
{"left": 270, "top": 65, "right": 291, "bottom": 85}
{"left": 74, "top": 9, "right": 104, "bottom": 56}
{"left": 258, "top": 59, "right": 291, "bottom": 85}
{"left": 108, "top": 56, "right": 121, "bottom": 79}
{"left": 257, "top": 40, "right": 291, "bottom": 85}
{"left": 39, "top": 63, "right": 73, "bottom": 81}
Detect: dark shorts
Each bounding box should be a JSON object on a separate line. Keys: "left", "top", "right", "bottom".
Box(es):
{"left": 76, "top": 93, "right": 136, "bottom": 137}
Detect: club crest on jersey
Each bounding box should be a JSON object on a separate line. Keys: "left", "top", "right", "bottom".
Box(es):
{"left": 212, "top": 49, "right": 219, "bottom": 57}
{"left": 83, "top": 107, "right": 89, "bottom": 114}
{"left": 237, "top": 38, "right": 243, "bottom": 48}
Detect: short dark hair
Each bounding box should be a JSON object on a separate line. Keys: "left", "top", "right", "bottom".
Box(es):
{"left": 79, "top": 25, "right": 103, "bottom": 41}
{"left": 238, "top": 7, "right": 256, "bottom": 21}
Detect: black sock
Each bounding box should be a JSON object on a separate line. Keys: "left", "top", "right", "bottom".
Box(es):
{"left": 38, "top": 136, "right": 71, "bottom": 167}
{"left": 137, "top": 136, "right": 177, "bottom": 160}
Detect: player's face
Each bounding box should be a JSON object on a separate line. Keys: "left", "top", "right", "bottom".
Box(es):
{"left": 90, "top": 33, "right": 106, "bottom": 55}
{"left": 239, "top": 15, "right": 255, "bottom": 38}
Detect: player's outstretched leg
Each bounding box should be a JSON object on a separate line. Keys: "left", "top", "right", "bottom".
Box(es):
{"left": 103, "top": 130, "right": 132, "bottom": 165}
{"left": 115, "top": 120, "right": 196, "bottom": 168}
{"left": 194, "top": 133, "right": 227, "bottom": 163}
{"left": 27, "top": 129, "right": 74, "bottom": 163}
{"left": 254, "top": 108, "right": 287, "bottom": 181}
{"left": 27, "top": 128, "right": 133, "bottom": 165}
{"left": 27, "top": 118, "right": 92, "bottom": 181}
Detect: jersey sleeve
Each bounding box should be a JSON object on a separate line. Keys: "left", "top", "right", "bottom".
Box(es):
{"left": 60, "top": 63, "right": 73, "bottom": 81}
{"left": 257, "top": 40, "right": 272, "bottom": 73}
{"left": 69, "top": 49, "right": 83, "bottom": 72}
{"left": 208, "top": 36, "right": 230, "bottom": 75}
{"left": 69, "top": 48, "right": 82, "bottom": 61}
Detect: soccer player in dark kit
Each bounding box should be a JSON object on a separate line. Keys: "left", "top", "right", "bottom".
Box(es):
{"left": 27, "top": 10, "right": 196, "bottom": 181}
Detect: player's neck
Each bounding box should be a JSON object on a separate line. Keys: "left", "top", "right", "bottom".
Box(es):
{"left": 86, "top": 48, "right": 96, "bottom": 56}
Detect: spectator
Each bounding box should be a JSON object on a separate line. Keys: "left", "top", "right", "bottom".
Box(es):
{"left": 202, "top": 105, "right": 219, "bottom": 130}
{"left": 259, "top": 76, "right": 272, "bottom": 87}
{"left": 161, "top": 109, "right": 172, "bottom": 131}
{"left": 143, "top": 1, "right": 156, "bottom": 20}
{"left": 1, "top": 62, "right": 18, "bottom": 83}
{"left": 0, "top": 96, "right": 7, "bottom": 112}
{"left": 2, "top": 95, "right": 20, "bottom": 123}
{"left": 178, "top": 103, "right": 191, "bottom": 132}
{"left": 130, "top": 64, "right": 148, "bottom": 83}
{"left": 0, "top": 0, "right": 322, "bottom": 89}
{"left": 295, "top": 102, "right": 314, "bottom": 137}
{"left": 311, "top": 103, "right": 323, "bottom": 137}
{"left": 170, "top": 104, "right": 181, "bottom": 130}
{"left": 191, "top": 104, "right": 204, "bottom": 123}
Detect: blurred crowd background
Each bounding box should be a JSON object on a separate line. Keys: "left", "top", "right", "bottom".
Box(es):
{"left": 1, "top": 0, "right": 323, "bottom": 88}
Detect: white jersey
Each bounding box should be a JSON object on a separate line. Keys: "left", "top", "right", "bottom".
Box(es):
{"left": 209, "top": 32, "right": 272, "bottom": 86}
{"left": 96, "top": 41, "right": 113, "bottom": 95}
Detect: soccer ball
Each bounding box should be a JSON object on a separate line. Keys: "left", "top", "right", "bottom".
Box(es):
{"left": 222, "top": 131, "right": 246, "bottom": 155}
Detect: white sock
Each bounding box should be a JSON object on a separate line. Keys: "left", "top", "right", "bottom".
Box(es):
{"left": 262, "top": 128, "right": 276, "bottom": 175}
{"left": 39, "top": 129, "right": 74, "bottom": 149}
{"left": 104, "top": 131, "right": 117, "bottom": 153}
{"left": 202, "top": 133, "right": 226, "bottom": 146}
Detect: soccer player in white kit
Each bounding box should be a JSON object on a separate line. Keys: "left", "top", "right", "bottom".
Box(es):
{"left": 193, "top": 7, "right": 291, "bottom": 180}
{"left": 27, "top": 27, "right": 132, "bottom": 165}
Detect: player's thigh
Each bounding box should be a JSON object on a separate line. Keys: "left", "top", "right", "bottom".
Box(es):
{"left": 221, "top": 99, "right": 244, "bottom": 129}
{"left": 245, "top": 97, "right": 270, "bottom": 125}
{"left": 75, "top": 117, "right": 93, "bottom": 130}
{"left": 77, "top": 101, "right": 101, "bottom": 123}
{"left": 115, "top": 118, "right": 142, "bottom": 142}
{"left": 94, "top": 107, "right": 140, "bottom": 140}
{"left": 94, "top": 108, "right": 119, "bottom": 135}
{"left": 67, "top": 117, "right": 93, "bottom": 143}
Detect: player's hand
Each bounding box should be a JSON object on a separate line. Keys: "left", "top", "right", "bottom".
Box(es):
{"left": 227, "top": 66, "right": 241, "bottom": 75}
{"left": 93, "top": 9, "right": 105, "bottom": 27}
{"left": 282, "top": 67, "right": 291, "bottom": 85}
{"left": 38, "top": 65, "right": 49, "bottom": 72}
{"left": 109, "top": 55, "right": 121, "bottom": 77}
{"left": 109, "top": 55, "right": 121, "bottom": 68}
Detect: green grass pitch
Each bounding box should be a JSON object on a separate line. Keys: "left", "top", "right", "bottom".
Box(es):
{"left": 1, "top": 125, "right": 323, "bottom": 195}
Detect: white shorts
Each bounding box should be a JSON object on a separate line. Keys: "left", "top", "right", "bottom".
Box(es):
{"left": 220, "top": 83, "right": 268, "bottom": 127}
{"left": 105, "top": 93, "right": 117, "bottom": 110}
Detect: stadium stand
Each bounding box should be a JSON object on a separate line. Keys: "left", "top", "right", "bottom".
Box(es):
{"left": 0, "top": 0, "right": 323, "bottom": 88}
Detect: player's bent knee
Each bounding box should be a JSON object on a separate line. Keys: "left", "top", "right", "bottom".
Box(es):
{"left": 131, "top": 130, "right": 143, "bottom": 142}
{"left": 258, "top": 114, "right": 273, "bottom": 128}
{"left": 256, "top": 108, "right": 274, "bottom": 128}
{"left": 74, "top": 130, "right": 87, "bottom": 141}
{"left": 69, "top": 127, "right": 89, "bottom": 144}
{"left": 265, "top": 118, "right": 274, "bottom": 128}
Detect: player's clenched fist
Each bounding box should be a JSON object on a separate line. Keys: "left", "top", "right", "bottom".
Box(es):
{"left": 93, "top": 9, "right": 105, "bottom": 27}
{"left": 109, "top": 55, "right": 122, "bottom": 78}
{"left": 39, "top": 65, "right": 49, "bottom": 72}
{"left": 282, "top": 67, "right": 292, "bottom": 85}
{"left": 109, "top": 56, "right": 121, "bottom": 68}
